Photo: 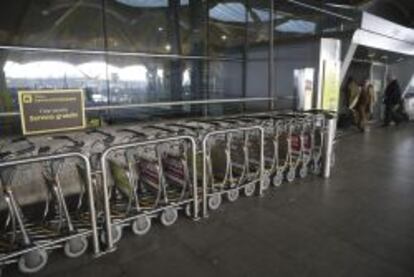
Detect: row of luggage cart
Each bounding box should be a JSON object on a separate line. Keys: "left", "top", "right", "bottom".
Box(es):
{"left": 0, "top": 110, "right": 334, "bottom": 274}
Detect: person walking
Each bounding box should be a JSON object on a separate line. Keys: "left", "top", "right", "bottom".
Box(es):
{"left": 346, "top": 77, "right": 361, "bottom": 126}
{"left": 382, "top": 76, "right": 402, "bottom": 126}
{"left": 355, "top": 80, "right": 374, "bottom": 132}
{"left": 347, "top": 77, "right": 360, "bottom": 109}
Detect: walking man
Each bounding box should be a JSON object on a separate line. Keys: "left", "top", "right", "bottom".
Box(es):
{"left": 382, "top": 76, "right": 402, "bottom": 127}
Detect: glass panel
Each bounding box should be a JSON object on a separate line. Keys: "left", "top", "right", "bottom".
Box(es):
{"left": 246, "top": 0, "right": 270, "bottom": 110}
{"left": 274, "top": 0, "right": 359, "bottom": 40}
{"left": 246, "top": 59, "right": 268, "bottom": 98}
{"left": 208, "top": 0, "right": 246, "bottom": 57}
{"left": 319, "top": 3, "right": 361, "bottom": 33}
{"left": 272, "top": 1, "right": 359, "bottom": 111}
{"left": 0, "top": 0, "right": 104, "bottom": 49}
{"left": 272, "top": 37, "right": 319, "bottom": 110}
{"left": 0, "top": 49, "right": 108, "bottom": 135}
{"left": 274, "top": 1, "right": 320, "bottom": 39}
{"left": 208, "top": 60, "right": 243, "bottom": 99}
{"left": 205, "top": 59, "right": 243, "bottom": 115}
{"left": 105, "top": 0, "right": 206, "bottom": 56}
{"left": 102, "top": 57, "right": 245, "bottom": 120}
{"left": 207, "top": 102, "right": 244, "bottom": 116}
{"left": 247, "top": 0, "right": 271, "bottom": 48}
{"left": 104, "top": 54, "right": 209, "bottom": 121}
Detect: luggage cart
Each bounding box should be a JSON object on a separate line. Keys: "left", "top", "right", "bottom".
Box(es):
{"left": 99, "top": 135, "right": 198, "bottom": 253}
{"left": 231, "top": 114, "right": 293, "bottom": 187}
{"left": 78, "top": 127, "right": 150, "bottom": 250}
{"left": 243, "top": 112, "right": 307, "bottom": 184}
{"left": 254, "top": 116, "right": 290, "bottom": 188}
{"left": 40, "top": 136, "right": 98, "bottom": 258}
{"left": 0, "top": 148, "right": 98, "bottom": 274}
{"left": 278, "top": 116, "right": 302, "bottom": 183}
{"left": 225, "top": 117, "right": 276, "bottom": 190}
{"left": 201, "top": 126, "right": 264, "bottom": 217}
{"left": 308, "top": 113, "right": 326, "bottom": 176}
{"left": 132, "top": 123, "right": 207, "bottom": 219}
{"left": 293, "top": 117, "right": 313, "bottom": 179}
{"left": 277, "top": 111, "right": 332, "bottom": 180}
{"left": 293, "top": 110, "right": 329, "bottom": 176}
{"left": 82, "top": 129, "right": 118, "bottom": 221}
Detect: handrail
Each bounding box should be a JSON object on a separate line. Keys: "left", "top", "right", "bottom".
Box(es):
{"left": 0, "top": 97, "right": 273, "bottom": 118}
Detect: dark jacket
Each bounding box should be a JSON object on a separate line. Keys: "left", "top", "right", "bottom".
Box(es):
{"left": 384, "top": 80, "right": 401, "bottom": 106}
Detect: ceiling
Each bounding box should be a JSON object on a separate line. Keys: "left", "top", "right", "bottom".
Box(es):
{"left": 321, "top": 0, "right": 414, "bottom": 27}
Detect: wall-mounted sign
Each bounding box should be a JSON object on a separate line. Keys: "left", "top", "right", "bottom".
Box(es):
{"left": 322, "top": 60, "right": 340, "bottom": 112}
{"left": 18, "top": 89, "right": 86, "bottom": 135}
{"left": 294, "top": 67, "right": 315, "bottom": 111}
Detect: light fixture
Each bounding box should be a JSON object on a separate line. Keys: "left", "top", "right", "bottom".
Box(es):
{"left": 221, "top": 35, "right": 227, "bottom": 41}
{"left": 324, "top": 3, "right": 356, "bottom": 10}
{"left": 165, "top": 44, "right": 171, "bottom": 51}
{"left": 158, "top": 27, "right": 164, "bottom": 32}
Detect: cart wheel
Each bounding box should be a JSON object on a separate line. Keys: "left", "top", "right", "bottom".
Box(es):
{"left": 208, "top": 193, "right": 222, "bottom": 210}
{"left": 18, "top": 249, "right": 48, "bottom": 274}
{"left": 262, "top": 171, "right": 271, "bottom": 190}
{"left": 100, "top": 225, "right": 123, "bottom": 245}
{"left": 160, "top": 207, "right": 178, "bottom": 227}
{"left": 244, "top": 183, "right": 256, "bottom": 197}
{"left": 64, "top": 237, "right": 89, "bottom": 258}
{"left": 227, "top": 188, "right": 239, "bottom": 202}
{"left": 286, "top": 168, "right": 296, "bottom": 183}
{"left": 273, "top": 172, "right": 283, "bottom": 187}
{"left": 131, "top": 215, "right": 151, "bottom": 235}
{"left": 299, "top": 165, "right": 308, "bottom": 179}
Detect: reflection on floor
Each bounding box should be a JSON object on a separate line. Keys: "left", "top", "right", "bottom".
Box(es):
{"left": 7, "top": 123, "right": 414, "bottom": 277}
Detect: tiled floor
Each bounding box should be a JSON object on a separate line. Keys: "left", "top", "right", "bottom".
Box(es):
{"left": 5, "top": 123, "right": 414, "bottom": 277}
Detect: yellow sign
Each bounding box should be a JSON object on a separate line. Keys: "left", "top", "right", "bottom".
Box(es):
{"left": 322, "top": 60, "right": 340, "bottom": 112}
{"left": 18, "top": 89, "right": 86, "bottom": 135}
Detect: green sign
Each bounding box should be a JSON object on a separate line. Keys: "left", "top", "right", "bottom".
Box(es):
{"left": 18, "top": 89, "right": 86, "bottom": 135}
{"left": 322, "top": 60, "right": 340, "bottom": 112}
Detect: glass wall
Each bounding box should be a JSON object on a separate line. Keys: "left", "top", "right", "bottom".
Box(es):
{"left": 245, "top": 0, "right": 271, "bottom": 112}
{"left": 0, "top": 49, "right": 108, "bottom": 134}
{"left": 271, "top": 0, "right": 360, "bottom": 109}
{"left": 0, "top": 0, "right": 359, "bottom": 134}
{"left": 0, "top": 0, "right": 105, "bottom": 49}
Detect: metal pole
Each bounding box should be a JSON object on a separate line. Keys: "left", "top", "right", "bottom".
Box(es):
{"left": 258, "top": 126, "right": 265, "bottom": 196}
{"left": 205, "top": 0, "right": 210, "bottom": 116}
{"left": 101, "top": 0, "right": 111, "bottom": 121}
{"left": 82, "top": 155, "right": 101, "bottom": 256}
{"left": 190, "top": 138, "right": 199, "bottom": 220}
{"left": 269, "top": 0, "right": 275, "bottom": 110}
{"left": 323, "top": 114, "right": 337, "bottom": 178}
{"left": 242, "top": 0, "right": 249, "bottom": 112}
{"left": 202, "top": 136, "right": 209, "bottom": 218}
